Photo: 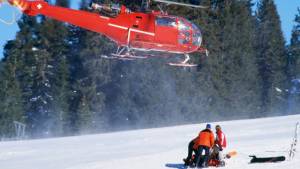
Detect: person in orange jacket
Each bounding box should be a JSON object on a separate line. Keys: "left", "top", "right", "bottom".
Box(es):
{"left": 194, "top": 123, "right": 215, "bottom": 167}
{"left": 184, "top": 124, "right": 214, "bottom": 167}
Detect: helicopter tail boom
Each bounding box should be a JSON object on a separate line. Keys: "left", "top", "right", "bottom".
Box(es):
{"left": 3, "top": 0, "right": 110, "bottom": 35}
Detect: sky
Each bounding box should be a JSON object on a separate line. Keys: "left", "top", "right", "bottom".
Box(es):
{"left": 0, "top": 0, "right": 300, "bottom": 59}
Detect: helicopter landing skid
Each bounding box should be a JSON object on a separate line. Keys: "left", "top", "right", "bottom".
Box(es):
{"left": 101, "top": 53, "right": 148, "bottom": 61}
{"left": 101, "top": 46, "right": 149, "bottom": 60}
{"left": 101, "top": 55, "right": 134, "bottom": 60}
{"left": 111, "top": 53, "right": 148, "bottom": 59}
{"left": 168, "top": 63, "right": 198, "bottom": 67}
{"left": 168, "top": 54, "right": 198, "bottom": 67}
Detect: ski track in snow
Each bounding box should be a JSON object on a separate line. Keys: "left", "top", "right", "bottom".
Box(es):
{"left": 0, "top": 115, "right": 299, "bottom": 169}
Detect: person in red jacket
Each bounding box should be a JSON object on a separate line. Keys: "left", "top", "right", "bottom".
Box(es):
{"left": 214, "top": 125, "right": 227, "bottom": 161}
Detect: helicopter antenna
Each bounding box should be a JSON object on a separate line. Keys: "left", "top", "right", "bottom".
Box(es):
{"left": 157, "top": 4, "right": 164, "bottom": 13}
{"left": 153, "top": 0, "right": 208, "bottom": 9}
{"left": 141, "top": 0, "right": 151, "bottom": 12}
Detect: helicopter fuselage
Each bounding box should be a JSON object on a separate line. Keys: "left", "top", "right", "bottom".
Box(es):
{"left": 5, "top": 0, "right": 204, "bottom": 55}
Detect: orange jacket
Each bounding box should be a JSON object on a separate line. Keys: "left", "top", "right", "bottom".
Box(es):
{"left": 193, "top": 129, "right": 215, "bottom": 149}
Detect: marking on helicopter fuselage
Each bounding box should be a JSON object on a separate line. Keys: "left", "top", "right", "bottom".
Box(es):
{"left": 108, "top": 23, "right": 127, "bottom": 30}
{"left": 130, "top": 28, "right": 154, "bottom": 36}
{"left": 108, "top": 23, "right": 154, "bottom": 36}
{"left": 37, "top": 3, "right": 42, "bottom": 9}
{"left": 100, "top": 16, "right": 110, "bottom": 20}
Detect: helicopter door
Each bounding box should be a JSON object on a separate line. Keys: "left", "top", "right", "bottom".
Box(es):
{"left": 178, "top": 19, "right": 192, "bottom": 46}
{"left": 131, "top": 15, "right": 144, "bottom": 42}
{"left": 155, "top": 16, "right": 177, "bottom": 44}
{"left": 132, "top": 15, "right": 143, "bottom": 29}
{"left": 130, "top": 14, "right": 154, "bottom": 41}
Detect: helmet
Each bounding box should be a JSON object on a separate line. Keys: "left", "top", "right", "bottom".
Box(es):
{"left": 206, "top": 124, "right": 211, "bottom": 129}
{"left": 216, "top": 125, "right": 221, "bottom": 130}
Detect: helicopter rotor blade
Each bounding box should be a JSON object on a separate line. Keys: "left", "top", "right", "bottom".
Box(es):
{"left": 152, "top": 0, "right": 208, "bottom": 9}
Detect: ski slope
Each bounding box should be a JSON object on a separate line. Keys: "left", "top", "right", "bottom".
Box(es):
{"left": 0, "top": 115, "right": 299, "bottom": 169}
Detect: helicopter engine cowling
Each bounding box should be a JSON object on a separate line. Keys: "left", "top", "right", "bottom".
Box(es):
{"left": 90, "top": 2, "right": 130, "bottom": 17}
{"left": 91, "top": 3, "right": 118, "bottom": 13}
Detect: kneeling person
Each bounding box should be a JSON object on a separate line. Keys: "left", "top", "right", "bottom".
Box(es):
{"left": 210, "top": 124, "right": 227, "bottom": 166}
{"left": 193, "top": 124, "right": 215, "bottom": 168}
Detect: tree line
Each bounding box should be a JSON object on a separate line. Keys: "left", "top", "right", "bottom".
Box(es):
{"left": 0, "top": 0, "right": 299, "bottom": 139}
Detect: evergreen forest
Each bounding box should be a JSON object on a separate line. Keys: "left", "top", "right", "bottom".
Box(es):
{"left": 1, "top": 0, "right": 300, "bottom": 139}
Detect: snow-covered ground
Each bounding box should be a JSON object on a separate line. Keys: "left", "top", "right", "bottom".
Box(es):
{"left": 0, "top": 115, "right": 299, "bottom": 169}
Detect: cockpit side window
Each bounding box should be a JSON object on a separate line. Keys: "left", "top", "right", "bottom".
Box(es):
{"left": 156, "top": 17, "right": 177, "bottom": 27}
{"left": 178, "top": 20, "right": 191, "bottom": 31}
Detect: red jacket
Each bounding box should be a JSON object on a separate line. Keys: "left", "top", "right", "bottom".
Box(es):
{"left": 193, "top": 129, "right": 215, "bottom": 149}
{"left": 215, "top": 129, "right": 227, "bottom": 148}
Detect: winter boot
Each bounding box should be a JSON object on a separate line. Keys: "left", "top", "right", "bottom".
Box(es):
{"left": 183, "top": 158, "right": 191, "bottom": 166}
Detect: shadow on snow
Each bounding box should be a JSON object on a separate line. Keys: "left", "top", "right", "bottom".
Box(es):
{"left": 165, "top": 163, "right": 187, "bottom": 169}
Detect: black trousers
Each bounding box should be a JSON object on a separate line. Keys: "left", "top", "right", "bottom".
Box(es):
{"left": 186, "top": 140, "right": 198, "bottom": 161}
{"left": 196, "top": 145, "right": 210, "bottom": 167}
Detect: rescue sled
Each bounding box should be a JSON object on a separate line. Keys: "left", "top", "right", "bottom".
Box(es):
{"left": 182, "top": 150, "right": 237, "bottom": 168}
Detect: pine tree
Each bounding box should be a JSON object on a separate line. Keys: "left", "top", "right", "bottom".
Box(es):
{"left": 0, "top": 41, "right": 25, "bottom": 138}
{"left": 53, "top": 53, "right": 70, "bottom": 135}
{"left": 256, "top": 0, "right": 288, "bottom": 114}
{"left": 4, "top": 15, "right": 43, "bottom": 137}
{"left": 26, "top": 48, "right": 55, "bottom": 137}
{"left": 77, "top": 94, "right": 93, "bottom": 132}
{"left": 67, "top": 0, "right": 114, "bottom": 133}
{"left": 4, "top": 0, "right": 72, "bottom": 137}
{"left": 216, "top": 0, "right": 260, "bottom": 117}
{"left": 182, "top": 0, "right": 261, "bottom": 118}
{"left": 75, "top": 29, "right": 113, "bottom": 133}
{"left": 24, "top": 0, "right": 72, "bottom": 136}
{"left": 289, "top": 8, "right": 300, "bottom": 79}
{"left": 288, "top": 8, "right": 300, "bottom": 113}
{"left": 46, "top": 0, "right": 72, "bottom": 136}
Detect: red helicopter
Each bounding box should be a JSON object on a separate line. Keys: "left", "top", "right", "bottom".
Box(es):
{"left": 1, "top": 0, "right": 208, "bottom": 67}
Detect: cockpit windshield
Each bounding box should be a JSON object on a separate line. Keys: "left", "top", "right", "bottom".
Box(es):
{"left": 177, "top": 18, "right": 202, "bottom": 47}
{"left": 156, "top": 17, "right": 177, "bottom": 27}
{"left": 155, "top": 16, "right": 202, "bottom": 47}
{"left": 178, "top": 20, "right": 191, "bottom": 31}
{"left": 191, "top": 23, "right": 202, "bottom": 46}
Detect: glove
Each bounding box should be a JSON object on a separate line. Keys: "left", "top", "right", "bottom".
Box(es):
{"left": 219, "top": 147, "right": 223, "bottom": 151}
